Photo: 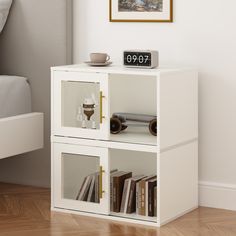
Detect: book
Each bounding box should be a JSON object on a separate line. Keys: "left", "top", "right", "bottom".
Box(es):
{"left": 77, "top": 175, "right": 89, "bottom": 201}
{"left": 110, "top": 170, "right": 121, "bottom": 212}
{"left": 95, "top": 173, "right": 100, "bottom": 203}
{"left": 110, "top": 169, "right": 118, "bottom": 174}
{"left": 136, "top": 181, "right": 140, "bottom": 214}
{"left": 136, "top": 176, "right": 149, "bottom": 215}
{"left": 87, "top": 174, "right": 96, "bottom": 202}
{"left": 148, "top": 178, "right": 157, "bottom": 217}
{"left": 112, "top": 171, "right": 125, "bottom": 212}
{"left": 76, "top": 176, "right": 87, "bottom": 200}
{"left": 154, "top": 186, "right": 157, "bottom": 217}
{"left": 76, "top": 169, "right": 118, "bottom": 205}
{"left": 80, "top": 169, "right": 117, "bottom": 205}
{"left": 139, "top": 175, "right": 156, "bottom": 216}
{"left": 120, "top": 177, "right": 132, "bottom": 213}
{"left": 113, "top": 171, "right": 132, "bottom": 212}
{"left": 126, "top": 175, "right": 145, "bottom": 214}
{"left": 77, "top": 175, "right": 91, "bottom": 201}
{"left": 145, "top": 180, "right": 148, "bottom": 216}
{"left": 81, "top": 175, "right": 92, "bottom": 201}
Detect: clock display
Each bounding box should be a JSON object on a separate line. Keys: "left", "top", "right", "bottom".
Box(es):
{"left": 124, "top": 52, "right": 151, "bottom": 67}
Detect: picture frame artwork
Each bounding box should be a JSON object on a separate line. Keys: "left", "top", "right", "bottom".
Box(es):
{"left": 109, "top": 0, "right": 173, "bottom": 22}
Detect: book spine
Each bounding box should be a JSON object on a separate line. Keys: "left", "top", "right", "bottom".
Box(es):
{"left": 154, "top": 186, "right": 157, "bottom": 217}
{"left": 124, "top": 179, "right": 131, "bottom": 213}
{"left": 148, "top": 182, "right": 154, "bottom": 216}
{"left": 87, "top": 175, "right": 95, "bottom": 202}
{"left": 140, "top": 180, "right": 145, "bottom": 216}
{"left": 115, "top": 173, "right": 132, "bottom": 212}
{"left": 76, "top": 176, "right": 87, "bottom": 200}
{"left": 95, "top": 173, "right": 99, "bottom": 203}
{"left": 113, "top": 177, "right": 118, "bottom": 212}
{"left": 82, "top": 176, "right": 92, "bottom": 201}
{"left": 127, "top": 180, "right": 135, "bottom": 214}
{"left": 120, "top": 179, "right": 128, "bottom": 213}
{"left": 78, "top": 175, "right": 89, "bottom": 201}
{"left": 136, "top": 182, "right": 139, "bottom": 214}
{"left": 145, "top": 181, "right": 148, "bottom": 216}
{"left": 110, "top": 175, "right": 113, "bottom": 212}
{"left": 115, "top": 177, "right": 121, "bottom": 212}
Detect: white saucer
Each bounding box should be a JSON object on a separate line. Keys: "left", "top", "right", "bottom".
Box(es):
{"left": 84, "top": 61, "right": 112, "bottom": 67}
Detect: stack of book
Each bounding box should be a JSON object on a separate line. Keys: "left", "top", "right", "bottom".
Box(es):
{"left": 110, "top": 172, "right": 157, "bottom": 217}
{"left": 76, "top": 172, "right": 100, "bottom": 203}
{"left": 136, "top": 175, "right": 157, "bottom": 217}
{"left": 110, "top": 171, "right": 132, "bottom": 212}
{"left": 76, "top": 169, "right": 157, "bottom": 217}
{"left": 120, "top": 175, "right": 145, "bottom": 214}
{"left": 76, "top": 169, "right": 118, "bottom": 203}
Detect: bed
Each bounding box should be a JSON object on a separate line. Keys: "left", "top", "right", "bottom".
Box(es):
{"left": 0, "top": 1, "right": 43, "bottom": 160}
{"left": 0, "top": 76, "right": 31, "bottom": 118}
{"left": 0, "top": 76, "right": 43, "bottom": 160}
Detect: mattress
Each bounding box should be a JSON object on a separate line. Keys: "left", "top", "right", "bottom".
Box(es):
{"left": 0, "top": 76, "right": 31, "bottom": 118}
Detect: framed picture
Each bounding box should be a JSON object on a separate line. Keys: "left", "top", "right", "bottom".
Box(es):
{"left": 109, "top": 0, "right": 173, "bottom": 22}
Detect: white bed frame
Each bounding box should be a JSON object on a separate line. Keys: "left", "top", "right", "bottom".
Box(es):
{"left": 0, "top": 112, "right": 43, "bottom": 160}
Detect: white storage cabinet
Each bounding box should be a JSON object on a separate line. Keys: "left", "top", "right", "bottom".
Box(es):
{"left": 51, "top": 64, "right": 198, "bottom": 227}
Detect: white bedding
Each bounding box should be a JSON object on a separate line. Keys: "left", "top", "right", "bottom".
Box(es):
{"left": 0, "top": 76, "right": 31, "bottom": 118}
{"left": 0, "top": 0, "right": 12, "bottom": 33}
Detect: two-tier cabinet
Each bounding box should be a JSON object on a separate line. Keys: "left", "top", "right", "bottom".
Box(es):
{"left": 51, "top": 64, "right": 198, "bottom": 227}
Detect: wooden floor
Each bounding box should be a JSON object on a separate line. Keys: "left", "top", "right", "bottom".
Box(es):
{"left": 0, "top": 183, "right": 236, "bottom": 236}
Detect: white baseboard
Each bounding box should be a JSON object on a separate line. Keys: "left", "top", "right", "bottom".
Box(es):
{"left": 199, "top": 181, "right": 236, "bottom": 211}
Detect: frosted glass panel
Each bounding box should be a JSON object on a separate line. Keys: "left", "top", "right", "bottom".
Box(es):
{"left": 61, "top": 81, "right": 100, "bottom": 129}
{"left": 62, "top": 153, "right": 100, "bottom": 203}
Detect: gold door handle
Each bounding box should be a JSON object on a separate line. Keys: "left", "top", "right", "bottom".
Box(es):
{"left": 99, "top": 166, "right": 105, "bottom": 199}
{"left": 100, "top": 91, "right": 105, "bottom": 124}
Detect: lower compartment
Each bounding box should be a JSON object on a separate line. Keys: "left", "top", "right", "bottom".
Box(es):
{"left": 52, "top": 142, "right": 158, "bottom": 223}
{"left": 52, "top": 140, "right": 198, "bottom": 226}
{"left": 109, "top": 149, "right": 158, "bottom": 220}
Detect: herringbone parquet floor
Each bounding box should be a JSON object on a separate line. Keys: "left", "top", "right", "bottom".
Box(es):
{"left": 0, "top": 182, "right": 236, "bottom": 236}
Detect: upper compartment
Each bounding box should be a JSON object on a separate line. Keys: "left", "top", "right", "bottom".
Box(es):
{"left": 109, "top": 73, "right": 157, "bottom": 146}
{"left": 51, "top": 64, "right": 198, "bottom": 150}
{"left": 0, "top": 0, "right": 12, "bottom": 33}
{"left": 51, "top": 66, "right": 158, "bottom": 147}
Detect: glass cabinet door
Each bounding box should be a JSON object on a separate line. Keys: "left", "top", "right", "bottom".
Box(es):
{"left": 52, "top": 71, "right": 109, "bottom": 140}
{"left": 53, "top": 143, "right": 109, "bottom": 215}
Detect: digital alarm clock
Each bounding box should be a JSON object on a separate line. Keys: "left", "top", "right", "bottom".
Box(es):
{"left": 123, "top": 50, "right": 159, "bottom": 69}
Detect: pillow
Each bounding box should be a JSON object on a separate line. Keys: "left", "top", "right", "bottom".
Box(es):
{"left": 0, "top": 0, "right": 12, "bottom": 33}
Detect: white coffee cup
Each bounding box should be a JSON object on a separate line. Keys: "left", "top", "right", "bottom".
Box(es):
{"left": 90, "top": 53, "right": 110, "bottom": 63}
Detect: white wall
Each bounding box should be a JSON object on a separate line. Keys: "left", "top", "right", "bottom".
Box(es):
{"left": 73, "top": 0, "right": 236, "bottom": 209}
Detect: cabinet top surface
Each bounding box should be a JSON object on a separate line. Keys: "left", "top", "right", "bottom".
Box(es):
{"left": 51, "top": 64, "right": 196, "bottom": 76}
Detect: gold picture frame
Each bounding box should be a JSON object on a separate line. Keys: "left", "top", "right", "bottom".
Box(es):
{"left": 109, "top": 0, "right": 173, "bottom": 22}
